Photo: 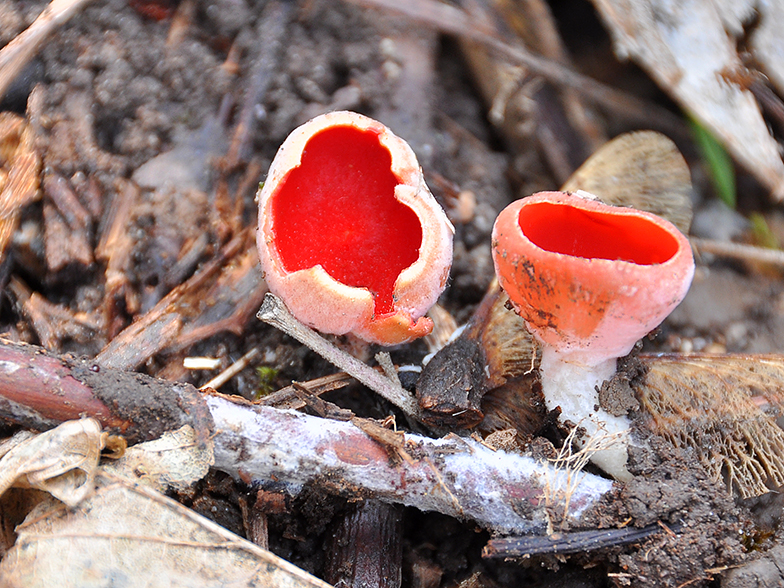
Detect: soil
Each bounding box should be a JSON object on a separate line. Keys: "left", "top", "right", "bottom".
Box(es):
{"left": 2, "top": 0, "right": 784, "bottom": 587}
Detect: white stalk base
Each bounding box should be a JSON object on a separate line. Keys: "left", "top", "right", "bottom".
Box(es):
{"left": 540, "top": 347, "right": 633, "bottom": 481}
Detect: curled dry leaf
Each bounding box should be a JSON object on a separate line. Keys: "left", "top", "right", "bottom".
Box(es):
{"left": 102, "top": 425, "right": 214, "bottom": 493}
{"left": 0, "top": 418, "right": 103, "bottom": 507}
{"left": 590, "top": 0, "right": 784, "bottom": 199}
{"left": 0, "top": 470, "right": 331, "bottom": 588}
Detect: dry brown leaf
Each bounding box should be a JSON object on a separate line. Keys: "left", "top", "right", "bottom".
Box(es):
{"left": 0, "top": 470, "right": 332, "bottom": 588}
{"left": 590, "top": 0, "right": 784, "bottom": 199}
{"left": 103, "top": 425, "right": 214, "bottom": 492}
{"left": 638, "top": 354, "right": 784, "bottom": 498}
{"left": 0, "top": 418, "right": 103, "bottom": 507}
{"left": 0, "top": 113, "right": 41, "bottom": 263}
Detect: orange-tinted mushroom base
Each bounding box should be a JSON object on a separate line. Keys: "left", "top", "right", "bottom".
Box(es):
{"left": 270, "top": 126, "right": 423, "bottom": 317}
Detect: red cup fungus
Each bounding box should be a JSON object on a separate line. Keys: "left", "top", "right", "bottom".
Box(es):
{"left": 256, "top": 111, "right": 454, "bottom": 345}
{"left": 492, "top": 191, "right": 695, "bottom": 479}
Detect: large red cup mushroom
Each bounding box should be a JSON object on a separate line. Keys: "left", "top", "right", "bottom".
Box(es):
{"left": 257, "top": 111, "right": 454, "bottom": 345}
{"left": 492, "top": 191, "right": 694, "bottom": 479}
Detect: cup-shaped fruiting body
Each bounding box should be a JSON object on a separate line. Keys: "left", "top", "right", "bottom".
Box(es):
{"left": 492, "top": 191, "right": 695, "bottom": 480}
{"left": 257, "top": 111, "right": 454, "bottom": 345}
{"left": 493, "top": 191, "right": 694, "bottom": 363}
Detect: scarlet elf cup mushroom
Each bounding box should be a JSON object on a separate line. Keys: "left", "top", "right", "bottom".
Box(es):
{"left": 491, "top": 191, "right": 695, "bottom": 480}
{"left": 256, "top": 111, "right": 454, "bottom": 346}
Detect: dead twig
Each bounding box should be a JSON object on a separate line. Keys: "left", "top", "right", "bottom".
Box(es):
{"left": 258, "top": 372, "right": 353, "bottom": 410}
{"left": 482, "top": 524, "right": 666, "bottom": 558}
{"left": 691, "top": 236, "right": 784, "bottom": 267}
{"left": 8, "top": 277, "right": 103, "bottom": 350}
{"left": 208, "top": 395, "right": 613, "bottom": 533}
{"left": 257, "top": 293, "right": 422, "bottom": 421}
{"left": 201, "top": 347, "right": 261, "bottom": 391}
{"left": 0, "top": 0, "right": 95, "bottom": 102}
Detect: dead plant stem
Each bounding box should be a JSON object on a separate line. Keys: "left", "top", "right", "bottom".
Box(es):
{"left": 257, "top": 293, "right": 422, "bottom": 421}
{"left": 691, "top": 236, "right": 784, "bottom": 267}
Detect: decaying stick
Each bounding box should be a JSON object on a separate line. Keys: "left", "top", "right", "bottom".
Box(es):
{"left": 257, "top": 293, "right": 422, "bottom": 421}
{"left": 482, "top": 524, "right": 666, "bottom": 558}
{"left": 0, "top": 339, "right": 612, "bottom": 534}
{"left": 0, "top": 340, "right": 212, "bottom": 444}
{"left": 208, "top": 395, "right": 612, "bottom": 533}
{"left": 258, "top": 372, "right": 353, "bottom": 411}
{"left": 201, "top": 347, "right": 261, "bottom": 391}
{"left": 0, "top": 0, "right": 95, "bottom": 102}
{"left": 324, "top": 500, "right": 403, "bottom": 588}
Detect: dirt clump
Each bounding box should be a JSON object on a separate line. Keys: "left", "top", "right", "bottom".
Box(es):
{"left": 583, "top": 438, "right": 749, "bottom": 587}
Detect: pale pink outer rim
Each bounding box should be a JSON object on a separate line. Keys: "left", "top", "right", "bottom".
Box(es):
{"left": 256, "top": 111, "right": 454, "bottom": 345}
{"left": 491, "top": 191, "right": 695, "bottom": 364}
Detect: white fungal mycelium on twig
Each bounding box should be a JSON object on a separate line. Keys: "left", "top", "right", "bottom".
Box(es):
{"left": 207, "top": 395, "right": 613, "bottom": 534}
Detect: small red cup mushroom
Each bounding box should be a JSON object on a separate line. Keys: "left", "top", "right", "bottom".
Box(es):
{"left": 257, "top": 111, "right": 454, "bottom": 345}
{"left": 492, "top": 190, "right": 695, "bottom": 479}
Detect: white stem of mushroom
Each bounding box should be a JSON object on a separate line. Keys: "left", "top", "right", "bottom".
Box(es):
{"left": 539, "top": 346, "right": 633, "bottom": 481}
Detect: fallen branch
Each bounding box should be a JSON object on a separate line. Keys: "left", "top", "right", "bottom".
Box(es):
{"left": 208, "top": 395, "right": 612, "bottom": 533}
{"left": 0, "top": 339, "right": 612, "bottom": 534}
